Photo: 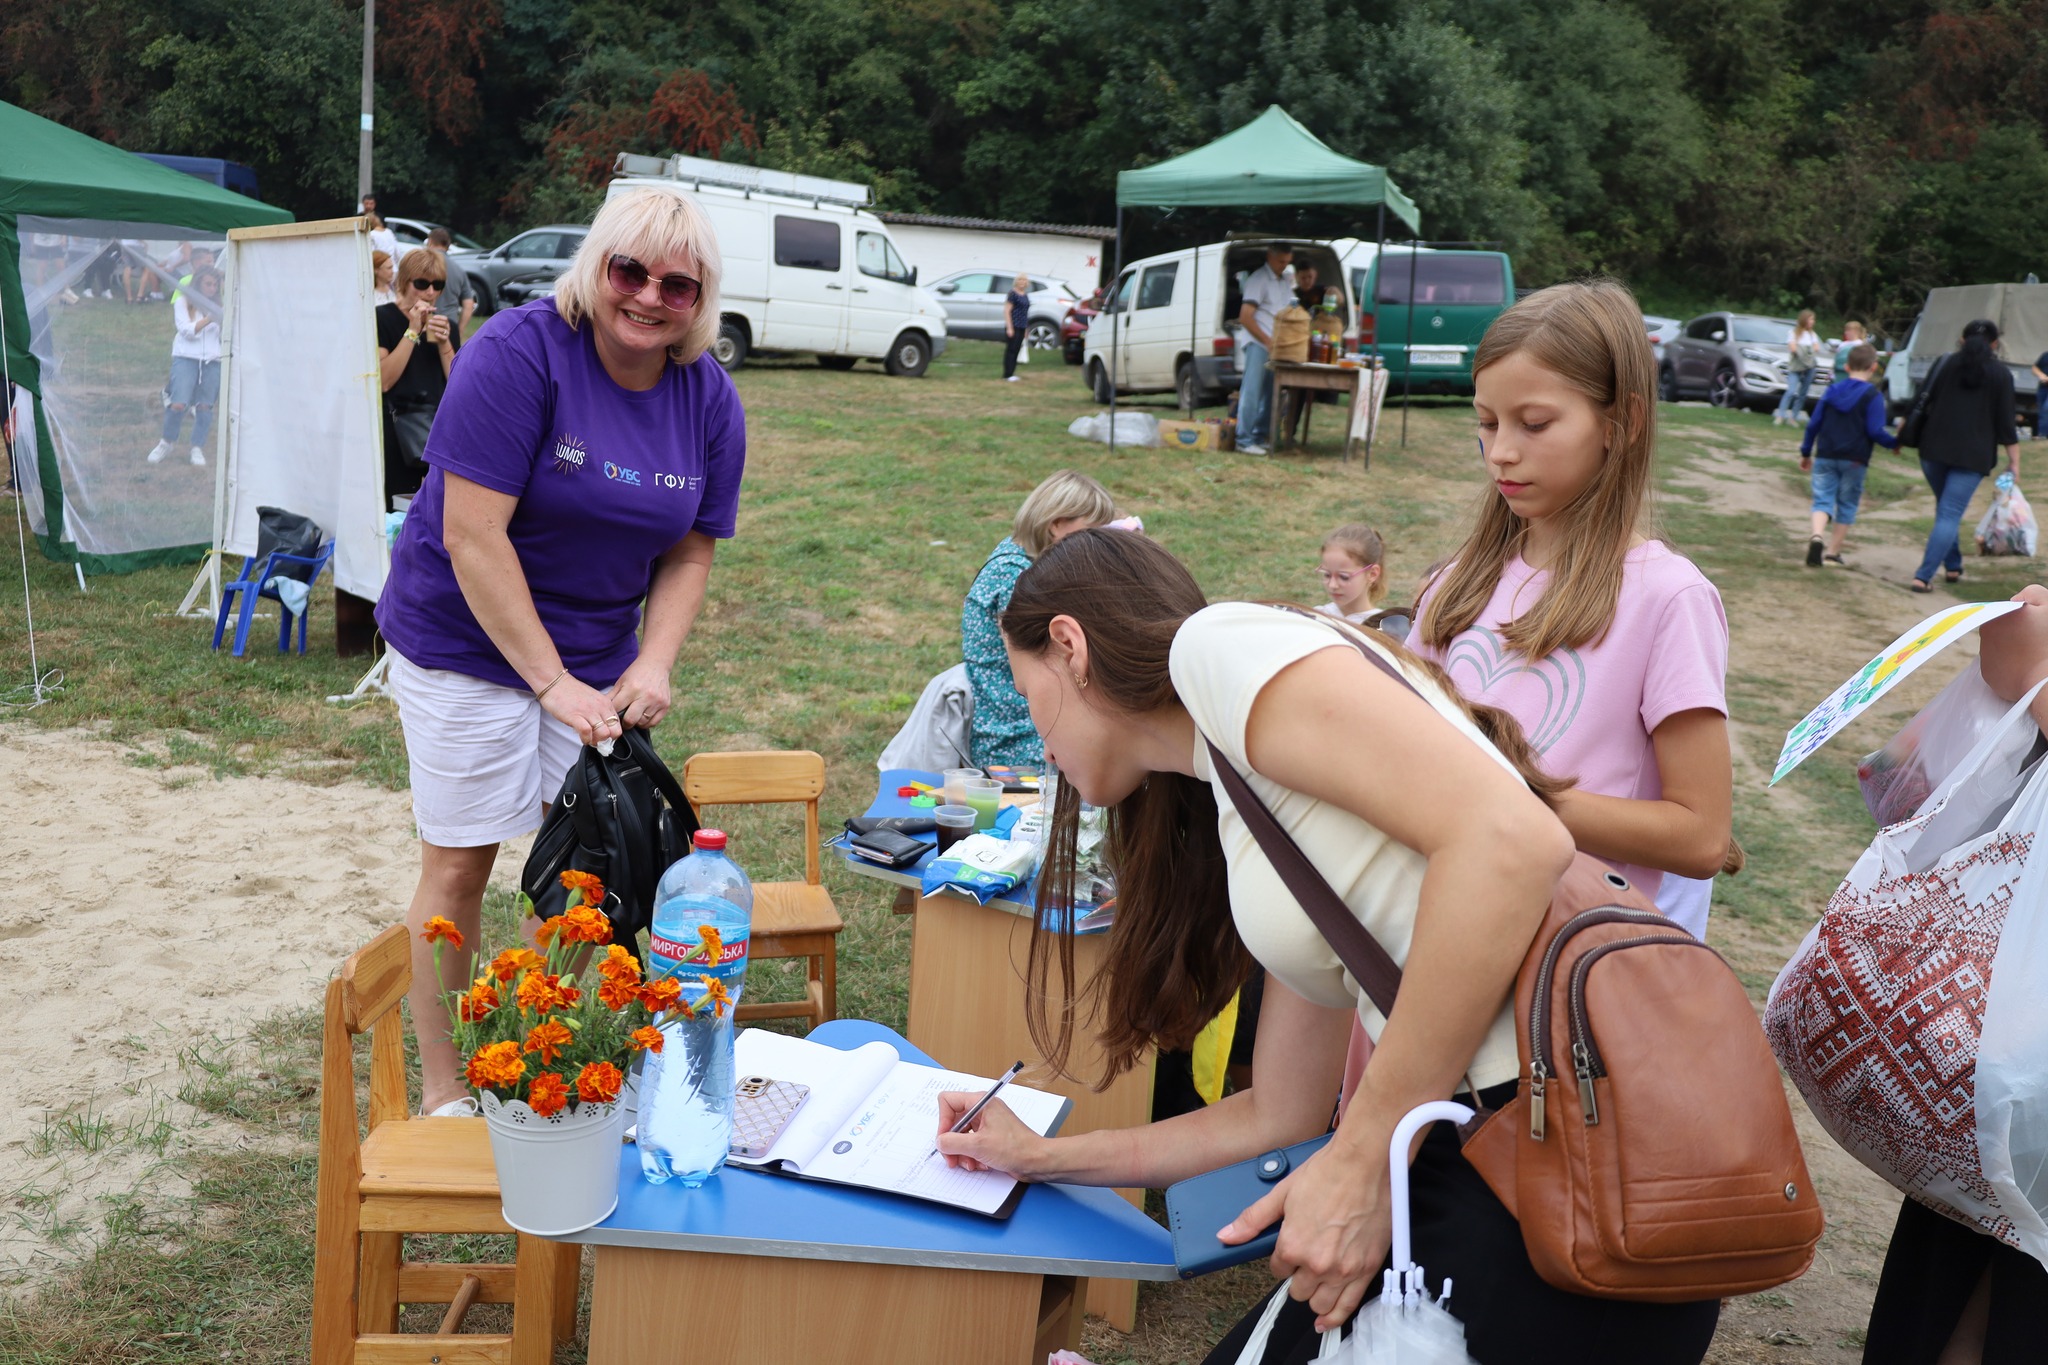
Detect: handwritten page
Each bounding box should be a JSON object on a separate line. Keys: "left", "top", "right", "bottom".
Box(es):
{"left": 800, "top": 1062, "right": 1068, "bottom": 1216}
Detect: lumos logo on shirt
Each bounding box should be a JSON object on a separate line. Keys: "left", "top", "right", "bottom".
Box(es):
{"left": 551, "top": 433, "right": 587, "bottom": 473}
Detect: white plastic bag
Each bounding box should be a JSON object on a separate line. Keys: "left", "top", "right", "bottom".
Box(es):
{"left": 1857, "top": 661, "right": 2020, "bottom": 827}
{"left": 1975, "top": 473, "right": 2039, "bottom": 557}
{"left": 1767, "top": 681, "right": 2048, "bottom": 1267}
{"left": 1066, "top": 410, "right": 1160, "bottom": 447}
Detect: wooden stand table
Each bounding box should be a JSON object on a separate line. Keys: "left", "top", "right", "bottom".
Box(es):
{"left": 569, "top": 1021, "right": 1176, "bottom": 1363}
{"left": 1270, "top": 359, "right": 1388, "bottom": 464}
{"left": 841, "top": 772, "right": 1158, "bottom": 1330}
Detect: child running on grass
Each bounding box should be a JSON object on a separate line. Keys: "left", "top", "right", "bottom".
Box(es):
{"left": 1314, "top": 523, "right": 1388, "bottom": 624}
{"left": 1799, "top": 341, "right": 1895, "bottom": 568}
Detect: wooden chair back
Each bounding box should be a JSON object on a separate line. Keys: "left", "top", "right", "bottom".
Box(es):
{"left": 682, "top": 750, "right": 827, "bottom": 885}
{"left": 325, "top": 924, "right": 413, "bottom": 1146}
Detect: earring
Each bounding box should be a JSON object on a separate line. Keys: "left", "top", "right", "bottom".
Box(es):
{"left": 1071, "top": 672, "right": 1089, "bottom": 690}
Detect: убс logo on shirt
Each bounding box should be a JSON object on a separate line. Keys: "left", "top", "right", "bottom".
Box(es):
{"left": 551, "top": 433, "right": 587, "bottom": 474}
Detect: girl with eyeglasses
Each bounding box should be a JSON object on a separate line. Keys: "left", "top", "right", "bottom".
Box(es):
{"left": 377, "top": 246, "right": 459, "bottom": 499}
{"left": 375, "top": 189, "right": 745, "bottom": 1118}
{"left": 1314, "top": 523, "right": 1387, "bottom": 624}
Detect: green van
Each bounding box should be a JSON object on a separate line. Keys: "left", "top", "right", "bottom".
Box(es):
{"left": 1349, "top": 248, "right": 1514, "bottom": 394}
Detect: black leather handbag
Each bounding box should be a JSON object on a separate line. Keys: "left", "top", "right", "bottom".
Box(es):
{"left": 1898, "top": 354, "right": 1947, "bottom": 450}
{"left": 519, "top": 729, "right": 699, "bottom": 948}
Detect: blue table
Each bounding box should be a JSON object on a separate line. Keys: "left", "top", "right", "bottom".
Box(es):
{"left": 837, "top": 772, "right": 1156, "bottom": 1328}
{"left": 570, "top": 1021, "right": 1174, "bottom": 1363}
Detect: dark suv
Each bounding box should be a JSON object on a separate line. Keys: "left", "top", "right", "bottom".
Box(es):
{"left": 1659, "top": 312, "right": 1831, "bottom": 411}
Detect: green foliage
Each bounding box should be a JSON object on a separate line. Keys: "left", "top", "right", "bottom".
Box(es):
{"left": 5, "top": 0, "right": 2047, "bottom": 316}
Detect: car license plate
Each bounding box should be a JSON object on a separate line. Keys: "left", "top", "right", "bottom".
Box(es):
{"left": 1409, "top": 347, "right": 1463, "bottom": 367}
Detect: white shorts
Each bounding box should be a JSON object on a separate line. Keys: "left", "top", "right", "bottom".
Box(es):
{"left": 388, "top": 648, "right": 582, "bottom": 848}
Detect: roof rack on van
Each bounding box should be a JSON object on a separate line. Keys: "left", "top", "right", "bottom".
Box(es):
{"left": 611, "top": 152, "right": 872, "bottom": 209}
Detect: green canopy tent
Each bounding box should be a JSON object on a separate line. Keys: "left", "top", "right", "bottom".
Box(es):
{"left": 1108, "top": 105, "right": 1419, "bottom": 452}
{"left": 1, "top": 100, "right": 291, "bottom": 573}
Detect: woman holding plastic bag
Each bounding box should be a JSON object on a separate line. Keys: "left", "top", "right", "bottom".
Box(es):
{"left": 1767, "top": 586, "right": 2048, "bottom": 1362}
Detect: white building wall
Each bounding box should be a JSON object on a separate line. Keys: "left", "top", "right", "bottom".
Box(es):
{"left": 885, "top": 225, "right": 1108, "bottom": 293}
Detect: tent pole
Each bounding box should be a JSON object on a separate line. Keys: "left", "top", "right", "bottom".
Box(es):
{"left": 1186, "top": 241, "right": 1197, "bottom": 414}
{"left": 1401, "top": 237, "right": 1418, "bottom": 449}
{"left": 1365, "top": 203, "right": 1384, "bottom": 464}
{"left": 358, "top": 0, "right": 375, "bottom": 202}
{"left": 1109, "top": 204, "right": 1123, "bottom": 454}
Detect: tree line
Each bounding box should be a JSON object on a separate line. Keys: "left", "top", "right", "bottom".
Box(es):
{"left": 7, "top": 0, "right": 2046, "bottom": 329}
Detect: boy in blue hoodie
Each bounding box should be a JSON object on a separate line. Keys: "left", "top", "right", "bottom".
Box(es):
{"left": 1800, "top": 342, "right": 1896, "bottom": 566}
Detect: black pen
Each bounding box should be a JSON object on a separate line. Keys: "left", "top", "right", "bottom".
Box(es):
{"left": 931, "top": 1060, "right": 1025, "bottom": 1159}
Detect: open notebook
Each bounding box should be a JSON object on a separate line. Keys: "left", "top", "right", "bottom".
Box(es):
{"left": 728, "top": 1030, "right": 1071, "bottom": 1218}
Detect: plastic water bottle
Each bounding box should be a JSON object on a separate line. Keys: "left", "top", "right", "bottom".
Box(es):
{"left": 637, "top": 830, "right": 753, "bottom": 1185}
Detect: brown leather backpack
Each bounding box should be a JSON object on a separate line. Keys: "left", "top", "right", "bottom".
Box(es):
{"left": 1204, "top": 620, "right": 1824, "bottom": 1303}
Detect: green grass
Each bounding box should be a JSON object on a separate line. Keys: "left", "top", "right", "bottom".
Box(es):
{"left": 1, "top": 341, "right": 1994, "bottom": 1361}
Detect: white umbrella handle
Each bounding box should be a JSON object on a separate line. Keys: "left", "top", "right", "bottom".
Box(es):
{"left": 1386, "top": 1100, "right": 1474, "bottom": 1277}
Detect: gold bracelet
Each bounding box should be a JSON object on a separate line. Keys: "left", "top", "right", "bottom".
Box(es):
{"left": 535, "top": 668, "right": 569, "bottom": 700}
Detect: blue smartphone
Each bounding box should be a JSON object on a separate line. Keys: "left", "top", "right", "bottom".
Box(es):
{"left": 1164, "top": 1132, "right": 1334, "bottom": 1278}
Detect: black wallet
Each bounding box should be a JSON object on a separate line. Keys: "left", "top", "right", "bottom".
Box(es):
{"left": 1164, "top": 1132, "right": 1334, "bottom": 1277}
{"left": 847, "top": 827, "right": 929, "bottom": 870}
{"left": 845, "top": 816, "right": 938, "bottom": 835}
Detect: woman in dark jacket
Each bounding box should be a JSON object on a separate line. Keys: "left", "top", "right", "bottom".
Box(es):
{"left": 1912, "top": 319, "right": 2021, "bottom": 592}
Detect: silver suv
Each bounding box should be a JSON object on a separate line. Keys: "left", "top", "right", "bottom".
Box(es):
{"left": 1659, "top": 312, "right": 1832, "bottom": 411}
{"left": 925, "top": 271, "right": 1078, "bottom": 348}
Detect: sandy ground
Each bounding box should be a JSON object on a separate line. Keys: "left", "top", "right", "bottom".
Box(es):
{"left": 0, "top": 726, "right": 534, "bottom": 1285}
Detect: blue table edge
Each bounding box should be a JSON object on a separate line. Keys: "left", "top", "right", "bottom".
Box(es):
{"left": 561, "top": 1018, "right": 1177, "bottom": 1282}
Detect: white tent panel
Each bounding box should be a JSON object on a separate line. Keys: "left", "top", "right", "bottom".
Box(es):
{"left": 219, "top": 224, "right": 386, "bottom": 600}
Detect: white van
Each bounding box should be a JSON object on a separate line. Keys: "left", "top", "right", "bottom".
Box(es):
{"left": 609, "top": 153, "right": 949, "bottom": 377}
{"left": 1080, "top": 237, "right": 1376, "bottom": 408}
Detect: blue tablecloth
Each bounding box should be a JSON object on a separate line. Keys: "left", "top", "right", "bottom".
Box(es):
{"left": 567, "top": 1019, "right": 1175, "bottom": 1280}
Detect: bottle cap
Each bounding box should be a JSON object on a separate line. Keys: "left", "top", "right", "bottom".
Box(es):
{"left": 693, "top": 829, "right": 728, "bottom": 851}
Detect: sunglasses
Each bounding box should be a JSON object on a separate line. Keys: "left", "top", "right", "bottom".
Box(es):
{"left": 411, "top": 279, "right": 446, "bottom": 292}
{"left": 608, "top": 255, "right": 702, "bottom": 312}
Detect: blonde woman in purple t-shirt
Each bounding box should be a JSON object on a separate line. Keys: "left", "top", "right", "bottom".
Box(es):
{"left": 374, "top": 188, "right": 747, "bottom": 1116}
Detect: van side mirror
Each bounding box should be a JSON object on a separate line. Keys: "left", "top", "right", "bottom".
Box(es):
{"left": 909, "top": 265, "right": 918, "bottom": 285}
{"left": 1710, "top": 331, "right": 1726, "bottom": 343}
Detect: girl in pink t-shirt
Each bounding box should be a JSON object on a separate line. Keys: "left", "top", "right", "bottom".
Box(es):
{"left": 1416, "top": 281, "right": 1735, "bottom": 918}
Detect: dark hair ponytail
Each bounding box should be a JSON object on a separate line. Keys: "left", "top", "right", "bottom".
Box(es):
{"left": 1958, "top": 318, "right": 2000, "bottom": 389}
{"left": 1001, "top": 529, "right": 1569, "bottom": 1085}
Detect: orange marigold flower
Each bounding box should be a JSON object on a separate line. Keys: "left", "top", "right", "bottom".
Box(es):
{"left": 695, "top": 924, "right": 724, "bottom": 964}
{"left": 534, "top": 917, "right": 562, "bottom": 947}
{"left": 559, "top": 870, "right": 606, "bottom": 905}
{"left": 523, "top": 1019, "right": 574, "bottom": 1065}
{"left": 575, "top": 1061, "right": 624, "bottom": 1104}
{"left": 489, "top": 948, "right": 542, "bottom": 983}
{"left": 558, "top": 903, "right": 614, "bottom": 946}
{"left": 516, "top": 970, "right": 581, "bottom": 1014}
{"left": 527, "top": 1071, "right": 569, "bottom": 1118}
{"left": 638, "top": 976, "right": 682, "bottom": 1014}
{"left": 458, "top": 977, "right": 501, "bottom": 1022}
{"left": 629, "top": 1025, "right": 665, "bottom": 1054}
{"left": 598, "top": 944, "right": 641, "bottom": 983}
{"left": 421, "top": 916, "right": 464, "bottom": 948}
{"left": 699, "top": 974, "right": 732, "bottom": 1017}
{"left": 464, "top": 1040, "right": 525, "bottom": 1090}
{"left": 598, "top": 977, "right": 639, "bottom": 1011}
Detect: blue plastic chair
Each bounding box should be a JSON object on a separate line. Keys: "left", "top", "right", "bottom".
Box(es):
{"left": 212, "top": 541, "right": 336, "bottom": 657}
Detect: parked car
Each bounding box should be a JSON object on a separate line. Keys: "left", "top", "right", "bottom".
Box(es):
{"left": 1350, "top": 247, "right": 1515, "bottom": 394}
{"left": 1659, "top": 312, "right": 1832, "bottom": 411}
{"left": 1644, "top": 314, "right": 1681, "bottom": 366}
{"left": 1061, "top": 290, "right": 1102, "bottom": 364}
{"left": 385, "top": 216, "right": 483, "bottom": 252}
{"left": 925, "top": 271, "right": 1077, "bottom": 349}
{"left": 450, "top": 225, "right": 588, "bottom": 315}
{"left": 1082, "top": 238, "right": 1359, "bottom": 408}
{"left": 609, "top": 154, "right": 946, "bottom": 376}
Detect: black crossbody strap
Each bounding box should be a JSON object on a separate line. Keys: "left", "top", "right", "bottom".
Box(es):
{"left": 1199, "top": 605, "right": 1434, "bottom": 1018}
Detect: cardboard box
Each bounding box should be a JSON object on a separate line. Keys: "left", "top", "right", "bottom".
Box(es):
{"left": 1157, "top": 419, "right": 1223, "bottom": 451}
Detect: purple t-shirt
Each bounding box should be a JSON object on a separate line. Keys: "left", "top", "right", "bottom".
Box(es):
{"left": 375, "top": 299, "right": 745, "bottom": 690}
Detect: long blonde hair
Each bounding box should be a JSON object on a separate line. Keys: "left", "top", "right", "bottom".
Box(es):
{"left": 1418, "top": 280, "right": 1656, "bottom": 660}
{"left": 553, "top": 187, "right": 724, "bottom": 366}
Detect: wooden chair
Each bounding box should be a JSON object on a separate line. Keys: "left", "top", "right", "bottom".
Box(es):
{"left": 682, "top": 750, "right": 843, "bottom": 1029}
{"left": 311, "top": 925, "right": 581, "bottom": 1365}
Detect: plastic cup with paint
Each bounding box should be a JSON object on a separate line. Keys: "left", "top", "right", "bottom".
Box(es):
{"left": 962, "top": 778, "right": 1003, "bottom": 831}
{"left": 933, "top": 804, "right": 977, "bottom": 853}
{"left": 943, "top": 768, "right": 983, "bottom": 806}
